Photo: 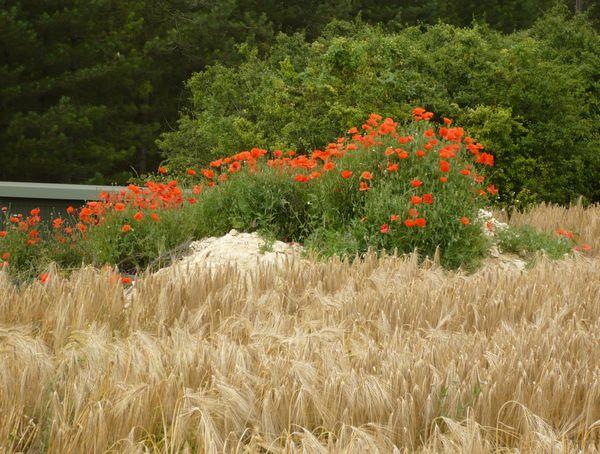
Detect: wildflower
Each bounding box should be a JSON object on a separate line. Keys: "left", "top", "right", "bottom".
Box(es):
{"left": 422, "top": 193, "right": 433, "bottom": 204}
{"left": 158, "top": 166, "right": 168, "bottom": 174}
{"left": 348, "top": 127, "right": 358, "bottom": 134}
{"left": 228, "top": 161, "right": 241, "bottom": 173}
{"left": 387, "top": 163, "right": 399, "bottom": 172}
{"left": 474, "top": 175, "right": 485, "bottom": 184}
{"left": 134, "top": 212, "right": 144, "bottom": 221}
{"left": 114, "top": 203, "right": 125, "bottom": 212}
{"left": 30, "top": 208, "right": 40, "bottom": 216}
{"left": 150, "top": 213, "right": 160, "bottom": 222}
{"left": 408, "top": 208, "right": 419, "bottom": 218}
{"left": 380, "top": 223, "right": 390, "bottom": 234}
{"left": 582, "top": 244, "right": 592, "bottom": 251}
{"left": 67, "top": 206, "right": 75, "bottom": 214}
{"left": 210, "top": 159, "right": 223, "bottom": 168}
{"left": 404, "top": 219, "right": 415, "bottom": 228}
{"left": 0, "top": 231, "right": 6, "bottom": 238}
{"left": 1, "top": 252, "right": 9, "bottom": 260}
{"left": 443, "top": 117, "right": 453, "bottom": 126}
{"left": 385, "top": 147, "right": 395, "bottom": 156}
{"left": 341, "top": 170, "right": 353, "bottom": 179}
{"left": 460, "top": 169, "right": 471, "bottom": 176}
{"left": 201, "top": 169, "right": 214, "bottom": 179}
{"left": 397, "top": 150, "right": 409, "bottom": 159}
{"left": 52, "top": 218, "right": 63, "bottom": 229}
{"left": 411, "top": 179, "right": 423, "bottom": 188}
{"left": 440, "top": 176, "right": 448, "bottom": 183}
{"left": 192, "top": 185, "right": 203, "bottom": 195}
{"left": 476, "top": 152, "right": 494, "bottom": 166}
{"left": 359, "top": 181, "right": 370, "bottom": 191}
{"left": 361, "top": 171, "right": 372, "bottom": 180}
{"left": 390, "top": 214, "right": 400, "bottom": 222}
{"left": 323, "top": 161, "right": 335, "bottom": 171}
{"left": 439, "top": 160, "right": 450, "bottom": 172}
{"left": 294, "top": 174, "right": 309, "bottom": 183}
{"left": 460, "top": 217, "right": 470, "bottom": 225}
{"left": 186, "top": 168, "right": 196, "bottom": 176}
{"left": 487, "top": 184, "right": 498, "bottom": 195}
{"left": 411, "top": 196, "right": 422, "bottom": 205}
{"left": 121, "top": 224, "right": 132, "bottom": 233}
{"left": 415, "top": 218, "right": 427, "bottom": 228}
{"left": 39, "top": 273, "right": 49, "bottom": 284}
{"left": 121, "top": 276, "right": 132, "bottom": 285}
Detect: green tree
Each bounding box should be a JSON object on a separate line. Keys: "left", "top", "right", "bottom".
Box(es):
{"left": 159, "top": 6, "right": 599, "bottom": 205}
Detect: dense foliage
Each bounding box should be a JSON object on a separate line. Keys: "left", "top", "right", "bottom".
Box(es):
{"left": 1, "top": 0, "right": 597, "bottom": 192}
{"left": 2, "top": 109, "right": 589, "bottom": 282}
{"left": 159, "top": 6, "right": 600, "bottom": 206}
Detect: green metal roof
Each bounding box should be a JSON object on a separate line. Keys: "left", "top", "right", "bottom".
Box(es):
{"left": 0, "top": 181, "right": 126, "bottom": 201}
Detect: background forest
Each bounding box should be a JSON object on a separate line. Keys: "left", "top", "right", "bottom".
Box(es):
{"left": 1, "top": 0, "right": 598, "bottom": 206}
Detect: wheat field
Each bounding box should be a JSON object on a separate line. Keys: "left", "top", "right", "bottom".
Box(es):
{"left": 1, "top": 204, "right": 599, "bottom": 453}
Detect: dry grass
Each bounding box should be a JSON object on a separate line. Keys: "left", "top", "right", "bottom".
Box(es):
{"left": 1, "top": 204, "right": 599, "bottom": 453}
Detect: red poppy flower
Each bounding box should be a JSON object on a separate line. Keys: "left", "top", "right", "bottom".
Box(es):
{"left": 0, "top": 231, "right": 6, "bottom": 238}
{"left": 439, "top": 160, "right": 450, "bottom": 172}
{"left": 121, "top": 224, "right": 132, "bottom": 233}
{"left": 121, "top": 276, "right": 132, "bottom": 285}
{"left": 415, "top": 218, "right": 427, "bottom": 228}
{"left": 380, "top": 223, "right": 390, "bottom": 234}
{"left": 341, "top": 170, "right": 353, "bottom": 179}
{"left": 404, "top": 219, "right": 415, "bottom": 228}
{"left": 348, "top": 127, "right": 358, "bottom": 134}
{"left": 186, "top": 169, "right": 196, "bottom": 176}
{"left": 411, "top": 196, "right": 422, "bottom": 205}
{"left": 460, "top": 217, "right": 470, "bottom": 225}
{"left": 361, "top": 171, "right": 372, "bottom": 180}
{"left": 114, "top": 203, "right": 125, "bottom": 212}
{"left": 323, "top": 161, "right": 335, "bottom": 171}
{"left": 443, "top": 117, "right": 453, "bottom": 126}
{"left": 440, "top": 176, "right": 448, "bottom": 183}
{"left": 416, "top": 150, "right": 425, "bottom": 158}
{"left": 422, "top": 193, "right": 433, "bottom": 204}
{"left": 39, "top": 273, "right": 49, "bottom": 284}
{"left": 397, "top": 150, "right": 409, "bottom": 159}
{"left": 387, "top": 163, "right": 399, "bottom": 172}
{"left": 1, "top": 252, "right": 9, "bottom": 260}
{"left": 408, "top": 208, "right": 419, "bottom": 218}
{"left": 30, "top": 208, "right": 40, "bottom": 216}
{"left": 67, "top": 206, "right": 75, "bottom": 214}
{"left": 460, "top": 169, "right": 471, "bottom": 176}
{"left": 294, "top": 174, "right": 309, "bottom": 183}
{"left": 158, "top": 166, "right": 168, "bottom": 174}
{"left": 359, "top": 181, "right": 370, "bottom": 191}
{"left": 487, "top": 184, "right": 498, "bottom": 195}
{"left": 150, "top": 213, "right": 160, "bottom": 222}
{"left": 476, "top": 153, "right": 494, "bottom": 166}
{"left": 411, "top": 179, "right": 423, "bottom": 188}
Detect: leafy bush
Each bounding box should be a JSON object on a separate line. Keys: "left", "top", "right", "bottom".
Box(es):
{"left": 158, "top": 6, "right": 599, "bottom": 206}
{"left": 1, "top": 108, "right": 592, "bottom": 281}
